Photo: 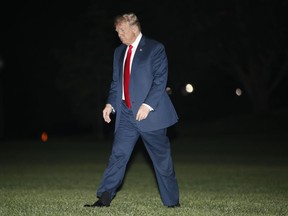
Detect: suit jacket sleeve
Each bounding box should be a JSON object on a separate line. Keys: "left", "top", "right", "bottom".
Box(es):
{"left": 143, "top": 43, "right": 168, "bottom": 110}
{"left": 106, "top": 50, "right": 119, "bottom": 110}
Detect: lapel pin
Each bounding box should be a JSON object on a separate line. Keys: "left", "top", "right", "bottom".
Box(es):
{"left": 140, "top": 49, "right": 142, "bottom": 51}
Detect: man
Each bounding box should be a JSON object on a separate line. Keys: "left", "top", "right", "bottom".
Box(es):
{"left": 84, "top": 12, "right": 180, "bottom": 208}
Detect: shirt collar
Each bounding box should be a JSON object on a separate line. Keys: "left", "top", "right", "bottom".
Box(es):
{"left": 130, "top": 32, "right": 142, "bottom": 50}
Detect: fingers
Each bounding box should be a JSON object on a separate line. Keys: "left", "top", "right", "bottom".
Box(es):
{"left": 136, "top": 112, "right": 146, "bottom": 121}
{"left": 103, "top": 104, "right": 112, "bottom": 123}
{"left": 103, "top": 113, "right": 111, "bottom": 123}
{"left": 136, "top": 105, "right": 150, "bottom": 121}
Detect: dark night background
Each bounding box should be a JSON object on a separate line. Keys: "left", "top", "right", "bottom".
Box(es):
{"left": 1, "top": 0, "right": 288, "bottom": 141}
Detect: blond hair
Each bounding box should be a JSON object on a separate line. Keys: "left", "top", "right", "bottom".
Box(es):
{"left": 114, "top": 13, "right": 141, "bottom": 32}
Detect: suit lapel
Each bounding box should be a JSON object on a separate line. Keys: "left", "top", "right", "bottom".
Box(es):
{"left": 131, "top": 36, "right": 145, "bottom": 78}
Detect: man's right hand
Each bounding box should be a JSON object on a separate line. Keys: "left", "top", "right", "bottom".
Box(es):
{"left": 103, "top": 104, "right": 113, "bottom": 123}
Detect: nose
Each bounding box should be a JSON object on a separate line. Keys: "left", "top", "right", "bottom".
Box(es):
{"left": 118, "top": 32, "right": 123, "bottom": 38}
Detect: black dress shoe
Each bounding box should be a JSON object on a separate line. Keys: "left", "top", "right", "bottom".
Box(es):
{"left": 84, "top": 191, "right": 111, "bottom": 207}
{"left": 167, "top": 203, "right": 181, "bottom": 208}
{"left": 84, "top": 199, "right": 109, "bottom": 207}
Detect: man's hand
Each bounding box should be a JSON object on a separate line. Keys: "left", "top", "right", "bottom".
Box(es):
{"left": 103, "top": 104, "right": 113, "bottom": 123}
{"left": 136, "top": 104, "right": 150, "bottom": 121}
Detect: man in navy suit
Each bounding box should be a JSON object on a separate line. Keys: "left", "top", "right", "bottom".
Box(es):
{"left": 84, "top": 12, "right": 180, "bottom": 208}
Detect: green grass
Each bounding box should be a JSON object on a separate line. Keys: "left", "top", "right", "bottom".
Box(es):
{"left": 0, "top": 133, "right": 288, "bottom": 216}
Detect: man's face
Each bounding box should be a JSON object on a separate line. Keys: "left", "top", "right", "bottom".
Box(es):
{"left": 115, "top": 21, "right": 137, "bottom": 45}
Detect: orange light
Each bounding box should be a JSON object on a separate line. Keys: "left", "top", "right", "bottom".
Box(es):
{"left": 41, "top": 131, "right": 48, "bottom": 142}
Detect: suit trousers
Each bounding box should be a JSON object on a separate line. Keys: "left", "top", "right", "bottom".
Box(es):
{"left": 96, "top": 101, "right": 179, "bottom": 206}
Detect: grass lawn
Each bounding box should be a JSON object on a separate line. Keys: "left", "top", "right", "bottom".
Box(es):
{"left": 0, "top": 130, "right": 288, "bottom": 216}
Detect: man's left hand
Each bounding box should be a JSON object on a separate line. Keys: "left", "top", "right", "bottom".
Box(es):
{"left": 136, "top": 105, "right": 150, "bottom": 121}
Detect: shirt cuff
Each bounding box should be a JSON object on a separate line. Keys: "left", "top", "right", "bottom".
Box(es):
{"left": 142, "top": 103, "right": 153, "bottom": 111}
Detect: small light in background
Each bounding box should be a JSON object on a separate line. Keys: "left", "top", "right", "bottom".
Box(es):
{"left": 185, "top": 83, "right": 193, "bottom": 93}
{"left": 41, "top": 131, "right": 48, "bottom": 142}
{"left": 166, "top": 86, "right": 173, "bottom": 95}
{"left": 236, "top": 88, "right": 242, "bottom": 96}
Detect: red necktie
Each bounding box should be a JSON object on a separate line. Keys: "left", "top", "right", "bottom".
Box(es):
{"left": 124, "top": 45, "right": 133, "bottom": 108}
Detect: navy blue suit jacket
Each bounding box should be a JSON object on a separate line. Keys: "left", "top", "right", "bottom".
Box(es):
{"left": 107, "top": 36, "right": 178, "bottom": 132}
